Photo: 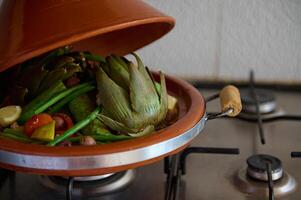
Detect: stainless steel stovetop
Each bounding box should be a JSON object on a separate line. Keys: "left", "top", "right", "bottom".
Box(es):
{"left": 1, "top": 82, "right": 301, "bottom": 200}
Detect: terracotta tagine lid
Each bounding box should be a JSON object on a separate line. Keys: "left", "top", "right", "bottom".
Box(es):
{"left": 0, "top": 0, "right": 175, "bottom": 72}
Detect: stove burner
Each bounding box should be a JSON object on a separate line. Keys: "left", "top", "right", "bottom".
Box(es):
{"left": 240, "top": 89, "right": 276, "bottom": 114}
{"left": 247, "top": 154, "right": 283, "bottom": 181}
{"left": 62, "top": 173, "right": 114, "bottom": 181}
{"left": 39, "top": 170, "right": 135, "bottom": 197}
{"left": 234, "top": 168, "right": 297, "bottom": 198}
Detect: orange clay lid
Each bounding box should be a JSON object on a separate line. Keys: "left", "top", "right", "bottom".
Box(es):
{"left": 0, "top": 0, "right": 175, "bottom": 72}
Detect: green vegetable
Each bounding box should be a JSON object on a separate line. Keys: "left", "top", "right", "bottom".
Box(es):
{"left": 16, "top": 65, "right": 49, "bottom": 100}
{"left": 48, "top": 85, "right": 95, "bottom": 114}
{"left": 3, "top": 128, "right": 27, "bottom": 137}
{"left": 18, "top": 81, "right": 67, "bottom": 124}
{"left": 10, "top": 46, "right": 72, "bottom": 103}
{"left": 155, "top": 82, "right": 178, "bottom": 110}
{"left": 3, "top": 128, "right": 21, "bottom": 134}
{"left": 95, "top": 53, "right": 168, "bottom": 134}
{"left": 83, "top": 53, "right": 105, "bottom": 63}
{"left": 68, "top": 133, "right": 132, "bottom": 143}
{"left": 47, "top": 107, "right": 102, "bottom": 146}
{"left": 1, "top": 128, "right": 43, "bottom": 144}
{"left": 106, "top": 56, "right": 130, "bottom": 90}
{"left": 52, "top": 56, "right": 75, "bottom": 70}
{"left": 91, "top": 133, "right": 132, "bottom": 141}
{"left": 41, "top": 46, "right": 72, "bottom": 65}
{"left": 38, "top": 63, "right": 81, "bottom": 93}
{"left": 35, "top": 82, "right": 93, "bottom": 114}
{"left": 0, "top": 133, "right": 33, "bottom": 143}
{"left": 19, "top": 82, "right": 93, "bottom": 123}
{"left": 68, "top": 94, "right": 110, "bottom": 135}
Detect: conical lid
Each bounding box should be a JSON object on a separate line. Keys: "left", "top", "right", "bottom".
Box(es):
{"left": 0, "top": 0, "right": 175, "bottom": 72}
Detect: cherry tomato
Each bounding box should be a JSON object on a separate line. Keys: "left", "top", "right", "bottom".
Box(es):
{"left": 24, "top": 113, "right": 53, "bottom": 137}
{"left": 52, "top": 113, "right": 73, "bottom": 134}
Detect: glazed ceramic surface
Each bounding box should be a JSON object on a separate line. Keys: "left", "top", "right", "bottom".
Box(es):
{"left": 0, "top": 0, "right": 174, "bottom": 72}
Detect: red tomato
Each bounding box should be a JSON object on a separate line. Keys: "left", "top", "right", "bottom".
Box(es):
{"left": 52, "top": 113, "right": 73, "bottom": 134}
{"left": 24, "top": 113, "right": 53, "bottom": 137}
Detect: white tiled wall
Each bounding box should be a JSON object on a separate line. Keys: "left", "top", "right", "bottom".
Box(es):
{"left": 137, "top": 0, "right": 301, "bottom": 83}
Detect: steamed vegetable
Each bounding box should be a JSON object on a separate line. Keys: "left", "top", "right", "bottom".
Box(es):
{"left": 155, "top": 82, "right": 178, "bottom": 111}
{"left": 18, "top": 81, "right": 66, "bottom": 123}
{"left": 47, "top": 107, "right": 102, "bottom": 146}
{"left": 0, "top": 48, "right": 179, "bottom": 146}
{"left": 31, "top": 121, "right": 55, "bottom": 141}
{"left": 34, "top": 82, "right": 93, "bottom": 114}
{"left": 52, "top": 113, "right": 73, "bottom": 134}
{"left": 0, "top": 133, "right": 33, "bottom": 143}
{"left": 83, "top": 53, "right": 105, "bottom": 62}
{"left": 68, "top": 94, "right": 110, "bottom": 135}
{"left": 67, "top": 133, "right": 132, "bottom": 143}
{"left": 37, "top": 63, "right": 81, "bottom": 93}
{"left": 9, "top": 46, "right": 73, "bottom": 104}
{"left": 47, "top": 83, "right": 95, "bottom": 114}
{"left": 19, "top": 81, "right": 93, "bottom": 123}
{"left": 96, "top": 53, "right": 168, "bottom": 134}
{"left": 0, "top": 105, "right": 22, "bottom": 127}
{"left": 24, "top": 113, "right": 53, "bottom": 137}
{"left": 0, "top": 128, "right": 42, "bottom": 143}
{"left": 80, "top": 136, "right": 96, "bottom": 146}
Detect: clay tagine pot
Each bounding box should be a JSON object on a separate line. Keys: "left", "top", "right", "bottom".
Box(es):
{"left": 0, "top": 0, "right": 207, "bottom": 176}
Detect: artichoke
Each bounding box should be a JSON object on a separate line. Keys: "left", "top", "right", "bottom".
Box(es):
{"left": 96, "top": 53, "right": 168, "bottom": 135}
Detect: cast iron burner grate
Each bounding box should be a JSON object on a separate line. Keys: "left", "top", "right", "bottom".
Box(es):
{"left": 234, "top": 71, "right": 301, "bottom": 147}
{"left": 39, "top": 170, "right": 135, "bottom": 200}
{"left": 164, "top": 147, "right": 240, "bottom": 200}
{"left": 240, "top": 89, "right": 276, "bottom": 114}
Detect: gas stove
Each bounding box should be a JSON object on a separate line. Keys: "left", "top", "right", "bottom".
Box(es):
{"left": 1, "top": 72, "right": 301, "bottom": 200}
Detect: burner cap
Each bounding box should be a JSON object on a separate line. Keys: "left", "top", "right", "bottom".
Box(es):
{"left": 247, "top": 154, "right": 283, "bottom": 181}
{"left": 240, "top": 89, "right": 276, "bottom": 114}
{"left": 234, "top": 168, "right": 297, "bottom": 198}
{"left": 39, "top": 170, "right": 135, "bottom": 197}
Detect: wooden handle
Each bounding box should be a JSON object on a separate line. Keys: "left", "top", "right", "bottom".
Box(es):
{"left": 219, "top": 85, "right": 242, "bottom": 117}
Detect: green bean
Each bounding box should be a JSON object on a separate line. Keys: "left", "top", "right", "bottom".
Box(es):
{"left": 48, "top": 85, "right": 95, "bottom": 114}
{"left": 0, "top": 133, "right": 33, "bottom": 143}
{"left": 41, "top": 46, "right": 72, "bottom": 65}
{"left": 91, "top": 133, "right": 132, "bottom": 142}
{"left": 3, "top": 128, "right": 26, "bottom": 137}
{"left": 83, "top": 53, "right": 105, "bottom": 63}
{"left": 18, "top": 81, "right": 67, "bottom": 124}
{"left": 47, "top": 107, "right": 101, "bottom": 146}
{"left": 34, "top": 82, "right": 93, "bottom": 114}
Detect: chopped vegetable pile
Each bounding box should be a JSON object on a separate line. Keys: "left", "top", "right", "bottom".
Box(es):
{"left": 0, "top": 46, "right": 178, "bottom": 146}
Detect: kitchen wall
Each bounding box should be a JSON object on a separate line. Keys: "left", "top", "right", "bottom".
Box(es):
{"left": 137, "top": 0, "right": 301, "bottom": 83}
